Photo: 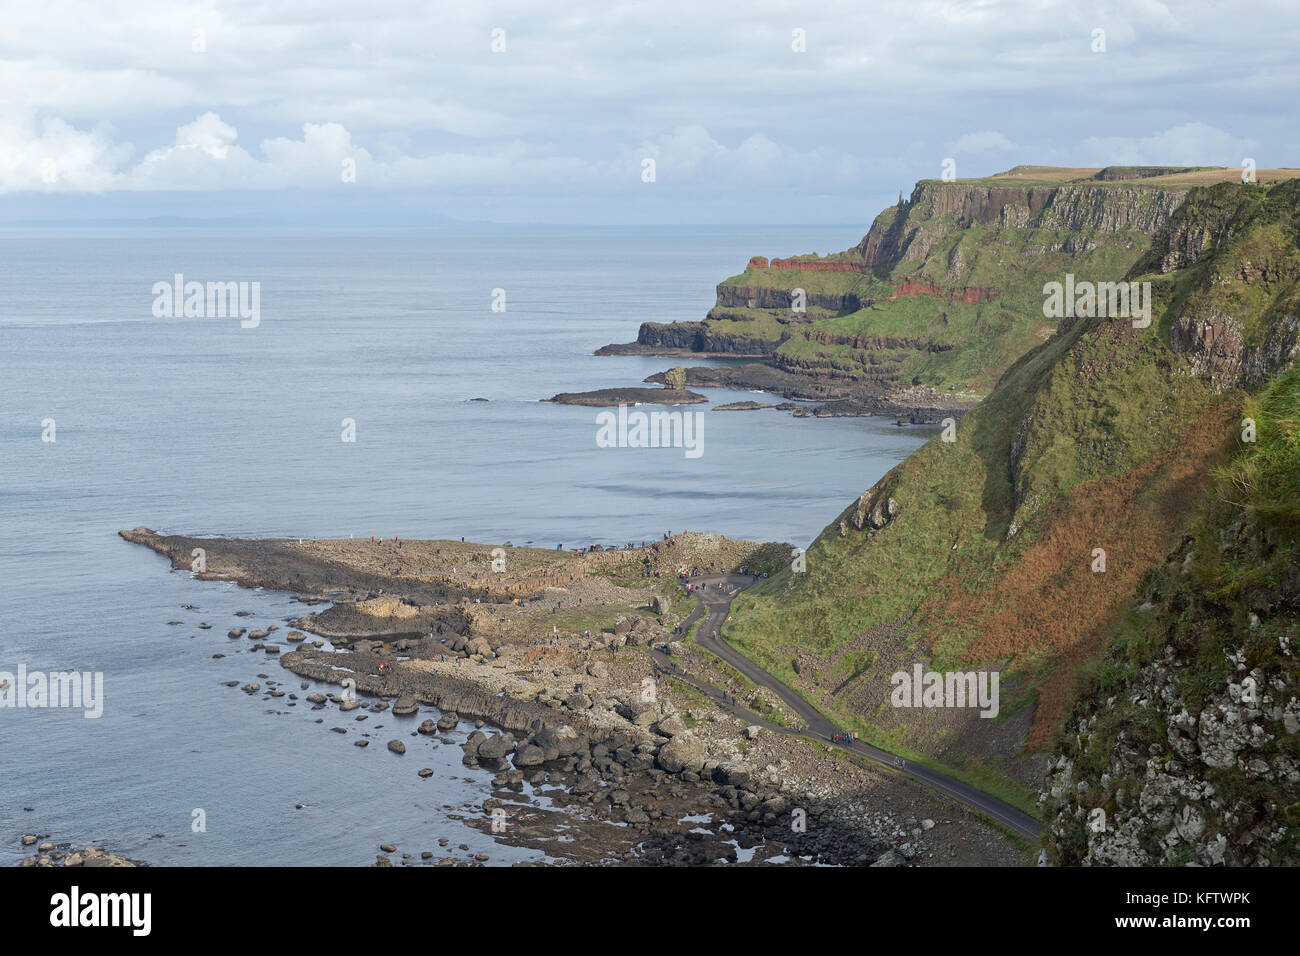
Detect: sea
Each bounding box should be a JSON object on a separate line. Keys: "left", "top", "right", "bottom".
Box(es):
{"left": 0, "top": 224, "right": 927, "bottom": 865}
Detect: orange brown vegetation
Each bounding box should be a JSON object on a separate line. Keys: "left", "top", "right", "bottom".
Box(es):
{"left": 922, "top": 398, "right": 1240, "bottom": 750}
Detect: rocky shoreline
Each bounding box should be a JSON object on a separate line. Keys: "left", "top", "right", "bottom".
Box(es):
{"left": 17, "top": 834, "right": 142, "bottom": 868}
{"left": 118, "top": 528, "right": 1023, "bottom": 866}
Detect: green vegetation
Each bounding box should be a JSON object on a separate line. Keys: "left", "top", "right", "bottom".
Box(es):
{"left": 725, "top": 176, "right": 1300, "bottom": 795}
{"left": 1220, "top": 370, "right": 1300, "bottom": 528}
{"left": 1047, "top": 363, "right": 1300, "bottom": 864}
{"left": 710, "top": 171, "right": 1195, "bottom": 396}
{"left": 733, "top": 541, "right": 796, "bottom": 576}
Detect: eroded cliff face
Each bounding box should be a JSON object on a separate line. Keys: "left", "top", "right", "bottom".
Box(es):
{"left": 1039, "top": 181, "right": 1300, "bottom": 866}
{"left": 712, "top": 283, "right": 864, "bottom": 314}
{"left": 630, "top": 320, "right": 783, "bottom": 355}
{"left": 855, "top": 181, "right": 1187, "bottom": 278}
{"left": 1136, "top": 181, "right": 1300, "bottom": 391}
{"left": 1005, "top": 181, "right": 1300, "bottom": 537}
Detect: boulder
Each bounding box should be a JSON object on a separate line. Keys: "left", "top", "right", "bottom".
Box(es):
{"left": 514, "top": 744, "right": 545, "bottom": 767}
{"left": 657, "top": 733, "right": 707, "bottom": 774}
{"left": 655, "top": 715, "right": 687, "bottom": 738}
{"left": 476, "top": 733, "right": 517, "bottom": 761}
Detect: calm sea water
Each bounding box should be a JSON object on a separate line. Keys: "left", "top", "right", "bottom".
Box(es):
{"left": 0, "top": 225, "right": 926, "bottom": 865}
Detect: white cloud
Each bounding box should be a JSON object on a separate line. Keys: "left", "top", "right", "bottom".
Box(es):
{"left": 0, "top": 112, "right": 132, "bottom": 192}
{"left": 948, "top": 131, "right": 1016, "bottom": 154}
{"left": 0, "top": 0, "right": 1297, "bottom": 217}
{"left": 1079, "top": 122, "right": 1258, "bottom": 167}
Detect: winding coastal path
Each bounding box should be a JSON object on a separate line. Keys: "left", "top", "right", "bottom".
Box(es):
{"left": 651, "top": 574, "right": 1041, "bottom": 841}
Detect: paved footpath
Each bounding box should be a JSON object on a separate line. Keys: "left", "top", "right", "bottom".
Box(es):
{"left": 649, "top": 574, "right": 1041, "bottom": 841}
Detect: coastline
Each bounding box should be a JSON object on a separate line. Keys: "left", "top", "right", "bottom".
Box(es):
{"left": 115, "top": 527, "right": 1025, "bottom": 866}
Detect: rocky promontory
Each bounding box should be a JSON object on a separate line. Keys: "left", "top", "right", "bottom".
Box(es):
{"left": 544, "top": 387, "right": 707, "bottom": 406}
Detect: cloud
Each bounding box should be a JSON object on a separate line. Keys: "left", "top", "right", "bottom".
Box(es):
{"left": 947, "top": 131, "right": 1016, "bottom": 154}
{"left": 1079, "top": 122, "right": 1258, "bottom": 167}
{"left": 1, "top": 1, "right": 1297, "bottom": 218}
{"left": 0, "top": 112, "right": 132, "bottom": 192}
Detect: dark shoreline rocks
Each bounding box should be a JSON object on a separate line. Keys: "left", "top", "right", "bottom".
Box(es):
{"left": 17, "top": 838, "right": 143, "bottom": 868}
{"left": 278, "top": 645, "right": 888, "bottom": 866}
{"left": 544, "top": 387, "right": 707, "bottom": 407}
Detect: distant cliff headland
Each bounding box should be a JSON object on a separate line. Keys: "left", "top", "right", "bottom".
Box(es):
{"left": 592, "top": 165, "right": 1300, "bottom": 428}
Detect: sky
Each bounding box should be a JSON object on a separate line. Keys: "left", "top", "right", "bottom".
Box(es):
{"left": 1, "top": 0, "right": 1296, "bottom": 225}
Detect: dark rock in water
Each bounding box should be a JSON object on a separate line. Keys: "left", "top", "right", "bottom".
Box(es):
{"left": 418, "top": 719, "right": 438, "bottom": 735}
{"left": 224, "top": 681, "right": 239, "bottom": 687}
{"left": 380, "top": 843, "right": 396, "bottom": 853}
{"left": 545, "top": 386, "right": 707, "bottom": 406}
{"left": 436, "top": 712, "right": 459, "bottom": 731}
{"left": 514, "top": 744, "right": 545, "bottom": 767}
{"left": 264, "top": 644, "right": 280, "bottom": 655}
{"left": 388, "top": 740, "right": 406, "bottom": 755}
{"left": 476, "top": 733, "right": 516, "bottom": 761}
{"left": 392, "top": 696, "right": 418, "bottom": 716}
{"left": 241, "top": 683, "right": 260, "bottom": 694}
{"left": 249, "top": 629, "right": 270, "bottom": 640}
{"left": 354, "top": 740, "right": 368, "bottom": 748}
{"left": 418, "top": 768, "right": 434, "bottom": 778}
{"left": 228, "top": 629, "right": 245, "bottom": 639}
{"left": 212, "top": 654, "right": 224, "bottom": 659}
